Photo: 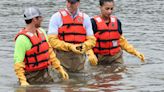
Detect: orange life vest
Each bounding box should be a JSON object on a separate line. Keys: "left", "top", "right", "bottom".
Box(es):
{"left": 93, "top": 16, "right": 121, "bottom": 56}
{"left": 58, "top": 9, "right": 86, "bottom": 44}
{"left": 15, "top": 29, "right": 50, "bottom": 72}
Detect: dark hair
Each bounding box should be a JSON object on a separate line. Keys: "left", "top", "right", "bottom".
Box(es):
{"left": 67, "top": 0, "right": 80, "bottom": 2}
{"left": 25, "top": 19, "right": 32, "bottom": 24}
{"left": 24, "top": 16, "right": 41, "bottom": 24}
{"left": 99, "top": 0, "right": 114, "bottom": 6}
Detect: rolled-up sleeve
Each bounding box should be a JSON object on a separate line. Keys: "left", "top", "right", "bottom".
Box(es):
{"left": 48, "top": 12, "right": 62, "bottom": 35}
{"left": 83, "top": 13, "right": 94, "bottom": 36}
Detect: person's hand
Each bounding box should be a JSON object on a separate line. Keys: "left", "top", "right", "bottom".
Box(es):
{"left": 14, "top": 62, "right": 30, "bottom": 87}
{"left": 136, "top": 53, "right": 145, "bottom": 62}
{"left": 76, "top": 43, "right": 89, "bottom": 53}
{"left": 119, "top": 35, "right": 145, "bottom": 63}
{"left": 57, "top": 66, "right": 69, "bottom": 80}
{"left": 81, "top": 44, "right": 87, "bottom": 53}
{"left": 81, "top": 36, "right": 97, "bottom": 53}
{"left": 88, "top": 54, "right": 98, "bottom": 66}
{"left": 20, "top": 81, "right": 30, "bottom": 87}
{"left": 69, "top": 44, "right": 83, "bottom": 54}
{"left": 86, "top": 49, "right": 98, "bottom": 66}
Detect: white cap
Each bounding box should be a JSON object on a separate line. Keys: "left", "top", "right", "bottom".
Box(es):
{"left": 24, "top": 7, "right": 42, "bottom": 20}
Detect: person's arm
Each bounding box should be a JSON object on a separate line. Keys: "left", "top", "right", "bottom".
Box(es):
{"left": 81, "top": 14, "right": 96, "bottom": 52}
{"left": 14, "top": 35, "right": 32, "bottom": 63}
{"left": 117, "top": 18, "right": 144, "bottom": 62}
{"left": 48, "top": 43, "right": 69, "bottom": 80}
{"left": 14, "top": 35, "right": 31, "bottom": 86}
{"left": 119, "top": 35, "right": 145, "bottom": 62}
{"left": 40, "top": 28, "right": 63, "bottom": 69}
{"left": 47, "top": 12, "right": 68, "bottom": 50}
{"left": 48, "top": 12, "right": 62, "bottom": 35}
{"left": 86, "top": 49, "right": 98, "bottom": 66}
{"left": 83, "top": 14, "right": 94, "bottom": 36}
{"left": 41, "top": 28, "right": 69, "bottom": 79}
{"left": 117, "top": 19, "right": 123, "bottom": 35}
{"left": 91, "top": 18, "right": 98, "bottom": 34}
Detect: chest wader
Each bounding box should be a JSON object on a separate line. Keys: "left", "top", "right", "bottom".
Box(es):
{"left": 25, "top": 68, "right": 54, "bottom": 84}
{"left": 55, "top": 49, "right": 86, "bottom": 72}
{"left": 97, "top": 50, "right": 126, "bottom": 73}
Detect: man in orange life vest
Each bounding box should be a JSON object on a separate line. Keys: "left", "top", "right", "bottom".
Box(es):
{"left": 14, "top": 7, "right": 68, "bottom": 86}
{"left": 48, "top": 0, "right": 97, "bottom": 72}
{"left": 87, "top": 0, "right": 145, "bottom": 72}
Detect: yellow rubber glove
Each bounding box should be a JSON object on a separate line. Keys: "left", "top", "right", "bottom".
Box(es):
{"left": 81, "top": 36, "right": 96, "bottom": 53}
{"left": 119, "top": 35, "right": 145, "bottom": 62}
{"left": 48, "top": 43, "right": 69, "bottom": 80}
{"left": 14, "top": 62, "right": 30, "bottom": 87}
{"left": 48, "top": 43, "right": 61, "bottom": 69}
{"left": 86, "top": 49, "right": 98, "bottom": 66}
{"left": 134, "top": 51, "right": 145, "bottom": 62}
{"left": 48, "top": 34, "right": 82, "bottom": 54}
{"left": 69, "top": 44, "right": 83, "bottom": 54}
{"left": 56, "top": 66, "right": 69, "bottom": 80}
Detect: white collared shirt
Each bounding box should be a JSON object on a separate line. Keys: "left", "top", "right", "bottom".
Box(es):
{"left": 48, "top": 8, "right": 94, "bottom": 36}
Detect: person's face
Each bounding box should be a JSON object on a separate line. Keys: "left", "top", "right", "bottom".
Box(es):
{"left": 34, "top": 16, "right": 43, "bottom": 28}
{"left": 66, "top": 1, "right": 79, "bottom": 14}
{"left": 100, "top": 1, "right": 114, "bottom": 18}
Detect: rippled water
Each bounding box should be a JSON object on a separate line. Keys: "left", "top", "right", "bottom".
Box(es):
{"left": 0, "top": 0, "right": 164, "bottom": 92}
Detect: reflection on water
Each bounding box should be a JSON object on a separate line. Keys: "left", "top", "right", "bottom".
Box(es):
{"left": 87, "top": 73, "right": 124, "bottom": 92}
{"left": 1, "top": 0, "right": 164, "bottom": 92}
{"left": 15, "top": 86, "right": 50, "bottom": 92}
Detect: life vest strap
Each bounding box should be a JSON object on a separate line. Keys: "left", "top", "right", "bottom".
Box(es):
{"left": 25, "top": 58, "right": 49, "bottom": 67}
{"left": 63, "top": 23, "right": 83, "bottom": 26}
{"left": 94, "top": 46, "right": 120, "bottom": 50}
{"left": 97, "top": 29, "right": 117, "bottom": 35}
{"left": 97, "top": 39, "right": 118, "bottom": 42}
{"left": 65, "top": 41, "right": 83, "bottom": 44}
{"left": 59, "top": 32, "right": 86, "bottom": 42}
{"left": 32, "top": 40, "right": 47, "bottom": 48}
{"left": 59, "top": 32, "right": 86, "bottom": 36}
{"left": 63, "top": 23, "right": 83, "bottom": 28}
{"left": 26, "top": 50, "right": 48, "bottom": 57}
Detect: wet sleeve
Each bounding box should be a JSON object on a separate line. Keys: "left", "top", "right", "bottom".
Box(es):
{"left": 117, "top": 19, "right": 123, "bottom": 35}
{"left": 14, "top": 35, "right": 32, "bottom": 64}
{"left": 83, "top": 13, "right": 94, "bottom": 36}
{"left": 48, "top": 12, "right": 62, "bottom": 35}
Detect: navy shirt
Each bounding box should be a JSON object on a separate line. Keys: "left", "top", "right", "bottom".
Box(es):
{"left": 91, "top": 18, "right": 123, "bottom": 35}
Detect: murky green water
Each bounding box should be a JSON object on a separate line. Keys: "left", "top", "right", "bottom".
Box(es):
{"left": 0, "top": 0, "right": 164, "bottom": 92}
